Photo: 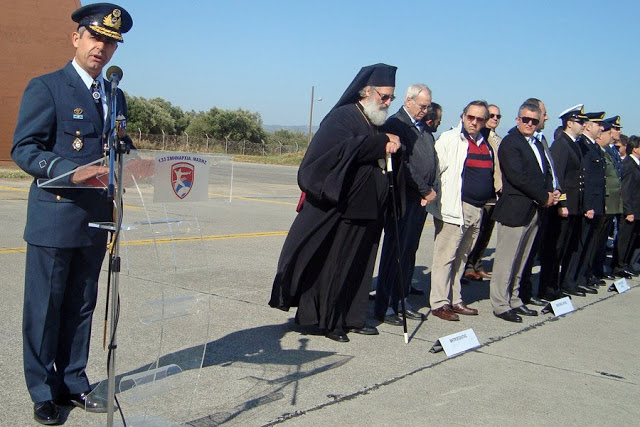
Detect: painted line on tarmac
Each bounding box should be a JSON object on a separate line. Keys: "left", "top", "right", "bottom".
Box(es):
{"left": 0, "top": 185, "right": 28, "bottom": 193}
{"left": 0, "top": 231, "right": 288, "bottom": 254}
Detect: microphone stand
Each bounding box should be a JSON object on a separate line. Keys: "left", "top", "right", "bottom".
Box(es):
{"left": 103, "top": 67, "right": 126, "bottom": 427}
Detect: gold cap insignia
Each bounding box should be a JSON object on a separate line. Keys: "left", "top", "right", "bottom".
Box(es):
{"left": 103, "top": 9, "right": 122, "bottom": 30}
{"left": 74, "top": 108, "right": 83, "bottom": 115}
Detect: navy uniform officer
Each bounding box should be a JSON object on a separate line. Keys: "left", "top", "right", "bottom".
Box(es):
{"left": 11, "top": 3, "right": 132, "bottom": 425}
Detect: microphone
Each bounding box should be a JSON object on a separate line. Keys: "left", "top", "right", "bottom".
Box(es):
{"left": 105, "top": 65, "right": 123, "bottom": 87}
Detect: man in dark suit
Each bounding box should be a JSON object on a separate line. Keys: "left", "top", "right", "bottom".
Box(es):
{"left": 11, "top": 4, "right": 133, "bottom": 424}
{"left": 613, "top": 136, "right": 640, "bottom": 278}
{"left": 490, "top": 101, "right": 559, "bottom": 322}
{"left": 374, "top": 84, "right": 437, "bottom": 325}
{"left": 541, "top": 105, "right": 589, "bottom": 298}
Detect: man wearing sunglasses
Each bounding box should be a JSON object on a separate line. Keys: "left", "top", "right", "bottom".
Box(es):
{"left": 428, "top": 100, "right": 493, "bottom": 321}
{"left": 374, "top": 84, "right": 436, "bottom": 325}
{"left": 490, "top": 101, "right": 559, "bottom": 322}
{"left": 465, "top": 104, "right": 503, "bottom": 282}
{"left": 541, "top": 105, "right": 589, "bottom": 299}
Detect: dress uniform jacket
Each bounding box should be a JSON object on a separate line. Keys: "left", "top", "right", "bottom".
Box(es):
{"left": 550, "top": 132, "right": 584, "bottom": 214}
{"left": 578, "top": 136, "right": 606, "bottom": 216}
{"left": 12, "top": 61, "right": 130, "bottom": 248}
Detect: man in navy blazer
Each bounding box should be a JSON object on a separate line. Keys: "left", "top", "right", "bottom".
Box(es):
{"left": 490, "top": 101, "right": 559, "bottom": 322}
{"left": 11, "top": 3, "right": 133, "bottom": 424}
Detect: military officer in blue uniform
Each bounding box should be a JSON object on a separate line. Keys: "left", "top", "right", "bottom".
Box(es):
{"left": 11, "top": 3, "right": 133, "bottom": 425}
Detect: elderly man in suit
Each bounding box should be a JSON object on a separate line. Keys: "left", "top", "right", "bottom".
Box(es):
{"left": 490, "top": 101, "right": 559, "bottom": 322}
{"left": 374, "top": 84, "right": 437, "bottom": 325}
{"left": 11, "top": 4, "right": 133, "bottom": 424}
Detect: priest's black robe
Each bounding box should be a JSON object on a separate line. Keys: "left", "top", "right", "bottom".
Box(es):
{"left": 269, "top": 102, "right": 394, "bottom": 331}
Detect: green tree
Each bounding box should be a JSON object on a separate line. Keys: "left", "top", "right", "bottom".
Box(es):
{"left": 125, "top": 94, "right": 176, "bottom": 134}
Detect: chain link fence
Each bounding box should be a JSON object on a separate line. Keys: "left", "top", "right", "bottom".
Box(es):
{"left": 132, "top": 131, "right": 304, "bottom": 156}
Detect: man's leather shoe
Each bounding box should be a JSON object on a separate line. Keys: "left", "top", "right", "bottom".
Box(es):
{"left": 599, "top": 273, "right": 615, "bottom": 280}
{"left": 476, "top": 270, "right": 492, "bottom": 279}
{"left": 528, "top": 297, "right": 548, "bottom": 307}
{"left": 578, "top": 285, "right": 597, "bottom": 294}
{"left": 375, "top": 313, "right": 403, "bottom": 326}
{"left": 34, "top": 401, "right": 60, "bottom": 425}
{"left": 626, "top": 268, "right": 639, "bottom": 277}
{"left": 588, "top": 276, "right": 605, "bottom": 286}
{"left": 494, "top": 310, "right": 522, "bottom": 323}
{"left": 608, "top": 284, "right": 617, "bottom": 292}
{"left": 614, "top": 269, "right": 633, "bottom": 279}
{"left": 57, "top": 392, "right": 108, "bottom": 413}
{"left": 562, "top": 287, "right": 586, "bottom": 297}
{"left": 404, "top": 308, "right": 425, "bottom": 320}
{"left": 325, "top": 329, "right": 349, "bottom": 343}
{"left": 464, "top": 271, "right": 481, "bottom": 281}
{"left": 345, "top": 325, "right": 379, "bottom": 335}
{"left": 451, "top": 302, "right": 478, "bottom": 315}
{"left": 431, "top": 305, "right": 460, "bottom": 321}
{"left": 513, "top": 305, "right": 538, "bottom": 316}
{"left": 409, "top": 287, "right": 424, "bottom": 295}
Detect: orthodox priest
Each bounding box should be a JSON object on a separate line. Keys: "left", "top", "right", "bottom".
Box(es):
{"left": 269, "top": 63, "right": 401, "bottom": 343}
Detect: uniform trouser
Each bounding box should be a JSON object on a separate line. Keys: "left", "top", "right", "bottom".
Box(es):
{"left": 465, "top": 204, "right": 495, "bottom": 273}
{"left": 592, "top": 215, "right": 615, "bottom": 277}
{"left": 429, "top": 202, "right": 482, "bottom": 310}
{"left": 489, "top": 211, "right": 539, "bottom": 315}
{"left": 575, "top": 215, "right": 607, "bottom": 287}
{"left": 23, "top": 242, "right": 106, "bottom": 403}
{"left": 374, "top": 199, "right": 428, "bottom": 317}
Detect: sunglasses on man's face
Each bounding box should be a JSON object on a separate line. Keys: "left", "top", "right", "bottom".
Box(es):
{"left": 465, "top": 114, "right": 486, "bottom": 124}
{"left": 490, "top": 113, "right": 502, "bottom": 119}
{"left": 373, "top": 88, "right": 395, "bottom": 102}
{"left": 520, "top": 116, "right": 540, "bottom": 126}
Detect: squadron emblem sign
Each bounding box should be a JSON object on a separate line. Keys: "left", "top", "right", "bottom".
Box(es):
{"left": 171, "top": 162, "right": 194, "bottom": 199}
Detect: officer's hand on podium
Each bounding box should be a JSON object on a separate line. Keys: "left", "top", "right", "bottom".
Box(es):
{"left": 71, "top": 165, "right": 109, "bottom": 185}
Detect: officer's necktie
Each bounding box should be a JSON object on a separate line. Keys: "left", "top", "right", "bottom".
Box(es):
{"left": 91, "top": 80, "right": 103, "bottom": 123}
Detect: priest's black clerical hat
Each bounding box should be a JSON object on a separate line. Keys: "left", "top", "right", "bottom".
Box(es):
{"left": 331, "top": 63, "right": 397, "bottom": 111}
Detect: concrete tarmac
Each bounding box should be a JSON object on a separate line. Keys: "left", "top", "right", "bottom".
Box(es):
{"left": 0, "top": 161, "right": 638, "bottom": 426}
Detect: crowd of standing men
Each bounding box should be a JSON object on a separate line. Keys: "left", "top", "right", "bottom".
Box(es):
{"left": 270, "top": 63, "right": 640, "bottom": 342}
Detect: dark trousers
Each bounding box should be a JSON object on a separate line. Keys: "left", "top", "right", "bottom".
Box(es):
{"left": 374, "top": 198, "right": 428, "bottom": 317}
{"left": 615, "top": 219, "right": 640, "bottom": 270}
{"left": 592, "top": 215, "right": 615, "bottom": 277}
{"left": 23, "top": 242, "right": 106, "bottom": 403}
{"left": 574, "top": 215, "right": 607, "bottom": 286}
{"left": 541, "top": 213, "right": 582, "bottom": 293}
{"left": 465, "top": 204, "right": 495, "bottom": 273}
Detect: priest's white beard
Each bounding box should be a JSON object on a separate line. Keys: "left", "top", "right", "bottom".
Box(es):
{"left": 362, "top": 97, "right": 389, "bottom": 126}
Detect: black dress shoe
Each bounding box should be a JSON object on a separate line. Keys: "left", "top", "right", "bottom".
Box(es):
{"left": 626, "top": 268, "right": 640, "bottom": 277}
{"left": 614, "top": 269, "right": 633, "bottom": 279}
{"left": 34, "top": 401, "right": 60, "bottom": 425}
{"left": 513, "top": 305, "right": 538, "bottom": 316}
{"left": 578, "top": 285, "right": 597, "bottom": 294}
{"left": 588, "top": 276, "right": 606, "bottom": 286}
{"left": 528, "top": 297, "right": 548, "bottom": 307}
{"left": 325, "top": 328, "right": 349, "bottom": 343}
{"left": 562, "top": 287, "right": 586, "bottom": 297}
{"left": 600, "top": 273, "right": 615, "bottom": 280}
{"left": 403, "top": 308, "right": 425, "bottom": 320}
{"left": 345, "top": 325, "right": 379, "bottom": 335}
{"left": 57, "top": 392, "right": 108, "bottom": 413}
{"left": 374, "top": 313, "right": 403, "bottom": 326}
{"left": 494, "top": 310, "right": 522, "bottom": 323}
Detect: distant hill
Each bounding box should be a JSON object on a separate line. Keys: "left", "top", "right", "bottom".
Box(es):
{"left": 264, "top": 124, "right": 317, "bottom": 133}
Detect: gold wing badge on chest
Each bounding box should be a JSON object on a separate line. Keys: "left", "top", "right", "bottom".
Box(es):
{"left": 72, "top": 129, "right": 83, "bottom": 151}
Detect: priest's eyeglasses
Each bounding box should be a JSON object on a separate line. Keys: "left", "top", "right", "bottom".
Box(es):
{"left": 373, "top": 88, "right": 396, "bottom": 102}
